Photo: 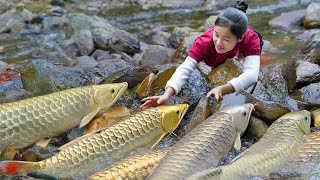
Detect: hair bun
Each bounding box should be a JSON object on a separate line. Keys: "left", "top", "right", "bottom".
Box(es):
{"left": 234, "top": 0, "right": 248, "bottom": 13}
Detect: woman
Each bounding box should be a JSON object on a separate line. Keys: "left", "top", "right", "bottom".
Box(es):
{"left": 141, "top": 2, "right": 261, "bottom": 110}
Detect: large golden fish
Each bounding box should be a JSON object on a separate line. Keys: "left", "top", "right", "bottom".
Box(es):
{"left": 0, "top": 82, "right": 128, "bottom": 159}
{"left": 269, "top": 130, "right": 320, "bottom": 179}
{"left": 0, "top": 104, "right": 189, "bottom": 179}
{"left": 187, "top": 110, "right": 311, "bottom": 180}
{"left": 148, "top": 103, "right": 254, "bottom": 180}
{"left": 87, "top": 149, "right": 169, "bottom": 180}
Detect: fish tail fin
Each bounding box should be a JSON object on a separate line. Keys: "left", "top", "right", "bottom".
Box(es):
{"left": 0, "top": 161, "right": 37, "bottom": 175}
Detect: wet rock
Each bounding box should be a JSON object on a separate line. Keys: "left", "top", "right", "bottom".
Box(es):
{"left": 290, "top": 82, "right": 320, "bottom": 108}
{"left": 0, "top": 0, "right": 15, "bottom": 14}
{"left": 247, "top": 115, "right": 269, "bottom": 139}
{"left": 295, "top": 29, "right": 320, "bottom": 42}
{"left": 312, "top": 108, "right": 320, "bottom": 128}
{"left": 206, "top": 59, "right": 241, "bottom": 88}
{"left": 178, "top": 64, "right": 211, "bottom": 107}
{"left": 84, "top": 106, "right": 132, "bottom": 134}
{"left": 186, "top": 95, "right": 213, "bottom": 133}
{"left": 92, "top": 49, "right": 113, "bottom": 61}
{"left": 50, "top": 0, "right": 64, "bottom": 7}
{"left": 261, "top": 40, "right": 279, "bottom": 54}
{"left": 302, "top": 31, "right": 320, "bottom": 65}
{"left": 20, "top": 59, "right": 95, "bottom": 96}
{"left": 0, "top": 89, "right": 32, "bottom": 104}
{"left": 92, "top": 28, "right": 140, "bottom": 55}
{"left": 253, "top": 63, "right": 296, "bottom": 110}
{"left": 294, "top": 61, "right": 320, "bottom": 89}
{"left": 72, "top": 56, "right": 98, "bottom": 68}
{"left": 103, "top": 65, "right": 158, "bottom": 89}
{"left": 151, "top": 31, "right": 171, "bottom": 47}
{"left": 136, "top": 64, "right": 177, "bottom": 99}
{"left": 268, "top": 9, "right": 305, "bottom": 30}
{"left": 138, "top": 45, "right": 175, "bottom": 66}
{"left": 66, "top": 14, "right": 140, "bottom": 55}
{"left": 97, "top": 59, "right": 131, "bottom": 76}
{"left": 0, "top": 80, "right": 23, "bottom": 93}
{"left": 303, "top": 2, "right": 320, "bottom": 29}
{"left": 168, "top": 27, "right": 196, "bottom": 49}
{"left": 243, "top": 92, "right": 290, "bottom": 124}
{"left": 136, "top": 73, "right": 156, "bottom": 100}
{"left": 42, "top": 16, "right": 70, "bottom": 30}
{"left": 61, "top": 29, "right": 94, "bottom": 58}
{"left": 173, "top": 32, "right": 202, "bottom": 61}
{"left": 0, "top": 8, "right": 25, "bottom": 33}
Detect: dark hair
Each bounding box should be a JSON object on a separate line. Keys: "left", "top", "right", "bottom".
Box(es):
{"left": 214, "top": 1, "right": 249, "bottom": 39}
{"left": 234, "top": 0, "right": 248, "bottom": 13}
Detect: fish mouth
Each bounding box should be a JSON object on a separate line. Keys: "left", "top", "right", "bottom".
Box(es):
{"left": 111, "top": 82, "right": 128, "bottom": 104}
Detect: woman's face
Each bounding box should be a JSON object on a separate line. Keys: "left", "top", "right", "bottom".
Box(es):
{"left": 212, "top": 25, "right": 242, "bottom": 54}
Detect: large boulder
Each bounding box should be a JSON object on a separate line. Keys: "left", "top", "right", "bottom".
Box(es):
{"left": 268, "top": 9, "right": 305, "bottom": 30}
{"left": 303, "top": 2, "right": 320, "bottom": 29}
{"left": 138, "top": 45, "right": 175, "bottom": 66}
{"left": 65, "top": 13, "right": 140, "bottom": 55}
{"left": 294, "top": 61, "right": 320, "bottom": 89}
{"left": 20, "top": 60, "right": 97, "bottom": 96}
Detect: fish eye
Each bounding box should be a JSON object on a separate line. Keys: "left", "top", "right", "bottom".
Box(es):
{"left": 241, "top": 111, "right": 247, "bottom": 116}
{"left": 111, "top": 89, "right": 115, "bottom": 94}
{"left": 176, "top": 110, "right": 180, "bottom": 115}
{"left": 304, "top": 117, "right": 308, "bottom": 121}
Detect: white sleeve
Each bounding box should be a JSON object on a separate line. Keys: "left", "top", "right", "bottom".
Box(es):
{"left": 228, "top": 55, "right": 260, "bottom": 95}
{"left": 165, "top": 56, "right": 198, "bottom": 95}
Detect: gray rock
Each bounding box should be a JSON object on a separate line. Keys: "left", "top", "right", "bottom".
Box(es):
{"left": 295, "top": 28, "right": 320, "bottom": 41}
{"left": 269, "top": 9, "right": 305, "bottom": 30}
{"left": 295, "top": 61, "right": 320, "bottom": 89}
{"left": 20, "top": 60, "right": 96, "bottom": 96}
{"left": 302, "top": 31, "right": 320, "bottom": 65}
{"left": 139, "top": 45, "right": 175, "bottom": 66}
{"left": 0, "top": 89, "right": 32, "bottom": 104}
{"left": 0, "top": 8, "right": 25, "bottom": 33}
{"left": 303, "top": 2, "right": 320, "bottom": 29}
{"left": 72, "top": 56, "right": 98, "bottom": 68}
{"left": 61, "top": 30, "right": 94, "bottom": 58}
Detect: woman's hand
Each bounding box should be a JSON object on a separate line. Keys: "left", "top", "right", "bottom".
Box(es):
{"left": 206, "top": 86, "right": 223, "bottom": 101}
{"left": 140, "top": 87, "right": 175, "bottom": 111}
{"left": 206, "top": 83, "right": 235, "bottom": 101}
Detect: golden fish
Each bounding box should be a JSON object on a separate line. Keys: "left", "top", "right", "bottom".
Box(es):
{"left": 187, "top": 110, "right": 311, "bottom": 180}
{"left": 0, "top": 82, "right": 128, "bottom": 159}
{"left": 0, "top": 104, "right": 189, "bottom": 179}
{"left": 149, "top": 103, "right": 254, "bottom": 180}
{"left": 87, "top": 149, "right": 169, "bottom": 180}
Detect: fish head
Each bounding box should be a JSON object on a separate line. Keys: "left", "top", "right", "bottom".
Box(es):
{"left": 222, "top": 103, "right": 254, "bottom": 134}
{"left": 280, "top": 110, "right": 311, "bottom": 135}
{"left": 157, "top": 104, "right": 189, "bottom": 133}
{"left": 93, "top": 82, "right": 128, "bottom": 109}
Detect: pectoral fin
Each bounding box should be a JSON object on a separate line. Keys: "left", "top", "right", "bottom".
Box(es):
{"left": 1, "top": 144, "right": 18, "bottom": 160}
{"left": 233, "top": 132, "right": 241, "bottom": 151}
{"left": 79, "top": 107, "right": 101, "bottom": 128}
{"left": 36, "top": 139, "right": 51, "bottom": 148}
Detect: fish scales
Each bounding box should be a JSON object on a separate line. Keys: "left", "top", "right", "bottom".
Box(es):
{"left": 1, "top": 87, "right": 92, "bottom": 149}
{"left": 148, "top": 104, "right": 254, "bottom": 180}
{"left": 87, "top": 149, "right": 169, "bottom": 180}
{"left": 187, "top": 110, "right": 311, "bottom": 180}
{"left": 0, "top": 104, "right": 188, "bottom": 179}
{"left": 0, "top": 83, "right": 128, "bottom": 157}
